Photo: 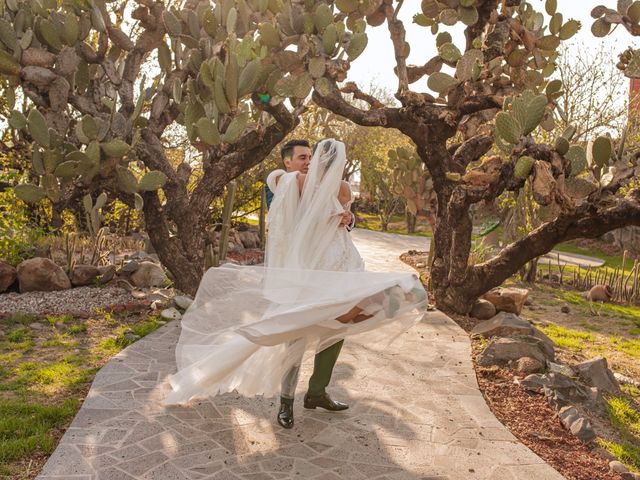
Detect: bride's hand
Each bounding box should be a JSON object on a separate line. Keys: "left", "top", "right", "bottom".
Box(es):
{"left": 338, "top": 211, "right": 352, "bottom": 228}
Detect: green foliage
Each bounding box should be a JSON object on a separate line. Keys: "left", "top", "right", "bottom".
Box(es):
{"left": 537, "top": 323, "right": 595, "bottom": 350}
{"left": 599, "top": 438, "right": 640, "bottom": 472}
{"left": 605, "top": 395, "right": 640, "bottom": 437}
{"left": 0, "top": 398, "right": 78, "bottom": 464}
{"left": 0, "top": 186, "right": 46, "bottom": 266}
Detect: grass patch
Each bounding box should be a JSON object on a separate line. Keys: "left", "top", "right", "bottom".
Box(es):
{"left": 41, "top": 332, "right": 79, "bottom": 349}
{"left": 537, "top": 323, "right": 595, "bottom": 350}
{"left": 45, "top": 314, "right": 73, "bottom": 327}
{"left": 66, "top": 322, "right": 87, "bottom": 335}
{"left": 0, "top": 311, "right": 163, "bottom": 476}
{"left": 96, "top": 316, "right": 162, "bottom": 356}
{"left": 1, "top": 312, "right": 37, "bottom": 328}
{"left": 599, "top": 439, "right": 640, "bottom": 472}
{"left": 605, "top": 396, "right": 640, "bottom": 437}
{"left": 542, "top": 286, "right": 640, "bottom": 327}
{"left": 0, "top": 398, "right": 78, "bottom": 464}
{"left": 617, "top": 339, "right": 640, "bottom": 359}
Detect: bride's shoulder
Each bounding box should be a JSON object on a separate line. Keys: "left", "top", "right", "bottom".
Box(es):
{"left": 266, "top": 169, "right": 287, "bottom": 192}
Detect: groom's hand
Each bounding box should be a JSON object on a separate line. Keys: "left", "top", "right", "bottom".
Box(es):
{"left": 339, "top": 211, "right": 352, "bottom": 228}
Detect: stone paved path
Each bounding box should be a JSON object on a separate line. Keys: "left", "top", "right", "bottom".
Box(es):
{"left": 38, "top": 229, "right": 565, "bottom": 480}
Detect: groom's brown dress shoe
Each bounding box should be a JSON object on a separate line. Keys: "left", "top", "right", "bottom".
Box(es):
{"left": 277, "top": 402, "right": 294, "bottom": 429}
{"left": 303, "top": 392, "right": 349, "bottom": 411}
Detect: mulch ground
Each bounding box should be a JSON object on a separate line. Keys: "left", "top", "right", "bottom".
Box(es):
{"left": 400, "top": 251, "right": 623, "bottom": 480}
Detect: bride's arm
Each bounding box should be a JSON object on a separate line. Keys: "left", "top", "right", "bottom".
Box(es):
{"left": 338, "top": 181, "right": 351, "bottom": 206}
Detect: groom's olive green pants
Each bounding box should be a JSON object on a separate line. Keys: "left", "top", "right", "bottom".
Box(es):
{"left": 280, "top": 340, "right": 344, "bottom": 405}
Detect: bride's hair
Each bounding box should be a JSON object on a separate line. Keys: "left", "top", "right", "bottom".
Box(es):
{"left": 313, "top": 138, "right": 341, "bottom": 171}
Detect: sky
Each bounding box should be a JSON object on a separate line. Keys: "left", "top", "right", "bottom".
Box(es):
{"left": 348, "top": 1, "right": 638, "bottom": 96}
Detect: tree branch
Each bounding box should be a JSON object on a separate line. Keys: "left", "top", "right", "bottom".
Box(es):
{"left": 469, "top": 188, "right": 640, "bottom": 296}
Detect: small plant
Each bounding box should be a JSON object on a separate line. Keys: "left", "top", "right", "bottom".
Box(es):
{"left": 67, "top": 323, "right": 88, "bottom": 335}
{"left": 2, "top": 312, "right": 37, "bottom": 327}
{"left": 7, "top": 327, "right": 31, "bottom": 344}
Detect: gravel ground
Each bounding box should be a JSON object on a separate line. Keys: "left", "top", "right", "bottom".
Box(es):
{"left": 0, "top": 286, "right": 140, "bottom": 318}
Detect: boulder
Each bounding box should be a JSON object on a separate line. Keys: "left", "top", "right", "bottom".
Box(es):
{"left": 477, "top": 335, "right": 554, "bottom": 367}
{"left": 0, "top": 260, "right": 17, "bottom": 292}
{"left": 547, "top": 361, "right": 575, "bottom": 377}
{"left": 161, "top": 307, "right": 182, "bottom": 321}
{"left": 470, "top": 299, "right": 496, "bottom": 320}
{"left": 610, "top": 461, "right": 630, "bottom": 475}
{"left": 471, "top": 312, "right": 533, "bottom": 338}
{"left": 515, "top": 356, "right": 544, "bottom": 375}
{"left": 174, "top": 295, "right": 193, "bottom": 310}
{"left": 482, "top": 287, "right": 529, "bottom": 315}
{"left": 71, "top": 265, "right": 101, "bottom": 286}
{"left": 574, "top": 357, "right": 620, "bottom": 394}
{"left": 570, "top": 417, "right": 597, "bottom": 443}
{"left": 130, "top": 261, "right": 168, "bottom": 288}
{"left": 97, "top": 265, "right": 116, "bottom": 284}
{"left": 558, "top": 406, "right": 580, "bottom": 430}
{"left": 238, "top": 230, "right": 260, "bottom": 249}
{"left": 16, "top": 258, "right": 71, "bottom": 292}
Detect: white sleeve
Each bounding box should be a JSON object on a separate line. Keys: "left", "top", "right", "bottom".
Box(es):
{"left": 266, "top": 169, "right": 287, "bottom": 193}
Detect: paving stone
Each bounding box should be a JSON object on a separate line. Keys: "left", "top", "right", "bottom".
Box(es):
{"left": 37, "top": 230, "right": 565, "bottom": 480}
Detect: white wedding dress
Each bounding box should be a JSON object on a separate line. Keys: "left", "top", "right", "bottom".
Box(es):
{"left": 165, "top": 140, "right": 427, "bottom": 405}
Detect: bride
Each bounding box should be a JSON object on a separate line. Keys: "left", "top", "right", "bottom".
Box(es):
{"left": 164, "top": 139, "right": 427, "bottom": 406}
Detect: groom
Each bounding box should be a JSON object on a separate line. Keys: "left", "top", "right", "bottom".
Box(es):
{"left": 267, "top": 139, "right": 354, "bottom": 429}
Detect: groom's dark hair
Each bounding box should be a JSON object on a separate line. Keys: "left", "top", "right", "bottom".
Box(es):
{"left": 280, "top": 139, "right": 310, "bottom": 162}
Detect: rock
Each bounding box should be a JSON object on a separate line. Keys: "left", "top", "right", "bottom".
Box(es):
{"left": 120, "top": 260, "right": 140, "bottom": 274}
{"left": 16, "top": 258, "right": 71, "bottom": 293}
{"left": 130, "top": 261, "right": 168, "bottom": 288}
{"left": 174, "top": 295, "right": 193, "bottom": 310}
{"left": 415, "top": 262, "right": 426, "bottom": 268}
{"left": 471, "top": 312, "right": 532, "bottom": 338}
{"left": 470, "top": 299, "right": 496, "bottom": 320}
{"left": 482, "top": 287, "right": 529, "bottom": 314}
{"left": 592, "top": 447, "right": 617, "bottom": 461}
{"left": 29, "top": 322, "right": 44, "bottom": 330}
{"left": 131, "top": 290, "right": 147, "bottom": 299}
{"left": 558, "top": 406, "right": 580, "bottom": 430}
{"left": 238, "top": 230, "right": 260, "bottom": 249}
{"left": 547, "top": 361, "right": 575, "bottom": 377}
{"left": 161, "top": 307, "right": 182, "bottom": 321}
{"left": 614, "top": 372, "right": 640, "bottom": 387}
{"left": 71, "top": 265, "right": 101, "bottom": 286}
{"left": 537, "top": 373, "right": 598, "bottom": 410}
{"left": 560, "top": 305, "right": 570, "bottom": 313}
{"left": 622, "top": 473, "right": 639, "bottom": 480}
{"left": 515, "top": 356, "right": 544, "bottom": 375}
{"left": 0, "top": 260, "right": 17, "bottom": 292}
{"left": 610, "top": 461, "right": 629, "bottom": 474}
{"left": 574, "top": 357, "right": 620, "bottom": 394}
{"left": 124, "top": 332, "right": 140, "bottom": 343}
{"left": 569, "top": 417, "right": 596, "bottom": 443}
{"left": 477, "top": 335, "right": 554, "bottom": 367}
{"left": 98, "top": 265, "right": 116, "bottom": 284}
